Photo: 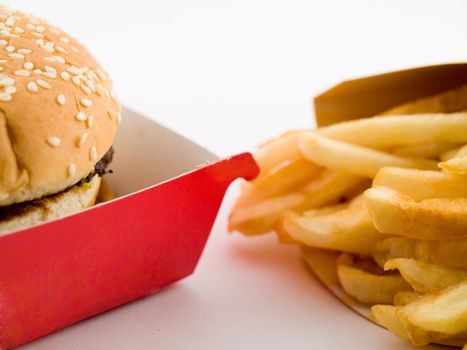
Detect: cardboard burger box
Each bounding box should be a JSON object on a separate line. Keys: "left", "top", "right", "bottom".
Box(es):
{"left": 0, "top": 107, "right": 259, "bottom": 348}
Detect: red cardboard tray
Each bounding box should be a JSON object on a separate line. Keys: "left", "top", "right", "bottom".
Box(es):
{"left": 0, "top": 107, "right": 259, "bottom": 349}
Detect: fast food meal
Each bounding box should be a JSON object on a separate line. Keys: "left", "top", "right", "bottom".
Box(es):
{"left": 229, "top": 68, "right": 467, "bottom": 348}
{"left": 0, "top": 6, "right": 120, "bottom": 234}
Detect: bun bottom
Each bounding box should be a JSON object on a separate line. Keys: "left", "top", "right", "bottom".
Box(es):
{"left": 0, "top": 176, "right": 101, "bottom": 234}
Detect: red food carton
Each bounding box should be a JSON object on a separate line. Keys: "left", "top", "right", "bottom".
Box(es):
{"left": 0, "top": 107, "right": 259, "bottom": 349}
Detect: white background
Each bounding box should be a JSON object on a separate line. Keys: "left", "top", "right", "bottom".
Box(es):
{"left": 6, "top": 0, "right": 466, "bottom": 349}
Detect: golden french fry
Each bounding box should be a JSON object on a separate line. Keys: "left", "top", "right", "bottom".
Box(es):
{"left": 365, "top": 186, "right": 467, "bottom": 240}
{"left": 440, "top": 146, "right": 463, "bottom": 161}
{"left": 372, "top": 305, "right": 409, "bottom": 340}
{"left": 439, "top": 155, "right": 467, "bottom": 175}
{"left": 299, "top": 132, "right": 437, "bottom": 178}
{"left": 391, "top": 143, "right": 457, "bottom": 159}
{"left": 254, "top": 132, "right": 302, "bottom": 177}
{"left": 302, "top": 246, "right": 340, "bottom": 287}
{"left": 284, "top": 205, "right": 386, "bottom": 255}
{"left": 398, "top": 281, "right": 467, "bottom": 336}
{"left": 320, "top": 113, "right": 467, "bottom": 149}
{"left": 336, "top": 254, "right": 411, "bottom": 304}
{"left": 381, "top": 84, "right": 467, "bottom": 115}
{"left": 235, "top": 157, "right": 322, "bottom": 208}
{"left": 384, "top": 258, "right": 467, "bottom": 293}
{"left": 372, "top": 304, "right": 467, "bottom": 347}
{"left": 393, "top": 291, "right": 422, "bottom": 306}
{"left": 373, "top": 167, "right": 467, "bottom": 201}
{"left": 373, "top": 237, "right": 467, "bottom": 270}
{"left": 229, "top": 170, "right": 366, "bottom": 235}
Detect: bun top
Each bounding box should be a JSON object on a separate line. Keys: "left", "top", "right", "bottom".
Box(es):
{"left": 0, "top": 6, "right": 120, "bottom": 206}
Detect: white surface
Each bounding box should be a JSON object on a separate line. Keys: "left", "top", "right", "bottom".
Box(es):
{"left": 7, "top": 0, "right": 465, "bottom": 348}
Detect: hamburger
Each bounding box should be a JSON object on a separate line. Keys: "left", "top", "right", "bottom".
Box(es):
{"left": 0, "top": 6, "right": 120, "bottom": 233}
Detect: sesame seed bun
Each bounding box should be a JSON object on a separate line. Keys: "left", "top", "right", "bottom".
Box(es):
{"left": 0, "top": 176, "right": 101, "bottom": 234}
{"left": 0, "top": 6, "right": 120, "bottom": 207}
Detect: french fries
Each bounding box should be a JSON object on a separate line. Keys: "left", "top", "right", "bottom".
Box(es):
{"left": 299, "top": 132, "right": 438, "bottom": 178}
{"left": 336, "top": 254, "right": 411, "bottom": 304}
{"left": 229, "top": 170, "right": 367, "bottom": 235}
{"left": 373, "top": 237, "right": 467, "bottom": 270}
{"left": 373, "top": 167, "right": 467, "bottom": 200}
{"left": 391, "top": 142, "right": 457, "bottom": 159}
{"left": 365, "top": 186, "right": 467, "bottom": 240}
{"left": 320, "top": 113, "right": 467, "bottom": 149}
{"left": 230, "top": 77, "right": 467, "bottom": 348}
{"left": 284, "top": 205, "right": 386, "bottom": 255}
{"left": 398, "top": 281, "right": 467, "bottom": 336}
{"left": 384, "top": 258, "right": 467, "bottom": 293}
{"left": 393, "top": 291, "right": 422, "bottom": 306}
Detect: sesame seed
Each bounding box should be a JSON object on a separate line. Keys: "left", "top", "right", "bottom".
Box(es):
{"left": 35, "top": 39, "right": 44, "bottom": 45}
{"left": 8, "top": 53, "right": 23, "bottom": 59}
{"left": 42, "top": 72, "right": 57, "bottom": 79}
{"left": 80, "top": 66, "right": 89, "bottom": 73}
{"left": 97, "top": 69, "right": 106, "bottom": 80}
{"left": 85, "top": 79, "right": 95, "bottom": 91}
{"left": 30, "top": 18, "right": 40, "bottom": 25}
{"left": 0, "top": 39, "right": 6, "bottom": 45}
{"left": 49, "top": 28, "right": 60, "bottom": 35}
{"left": 0, "top": 67, "right": 4, "bottom": 72}
{"left": 43, "top": 44, "right": 53, "bottom": 52}
{"left": 56, "top": 94, "right": 66, "bottom": 105}
{"left": 71, "top": 46, "right": 79, "bottom": 53}
{"left": 72, "top": 76, "right": 80, "bottom": 85}
{"left": 56, "top": 46, "right": 67, "bottom": 54}
{"left": 5, "top": 18, "right": 14, "bottom": 27}
{"left": 51, "top": 55, "right": 65, "bottom": 63}
{"left": 80, "top": 98, "right": 92, "bottom": 107}
{"left": 31, "top": 32, "right": 44, "bottom": 38}
{"left": 36, "top": 79, "right": 51, "bottom": 89}
{"left": 78, "top": 132, "right": 88, "bottom": 147}
{"left": 68, "top": 163, "right": 76, "bottom": 177}
{"left": 33, "top": 69, "right": 42, "bottom": 75}
{"left": 60, "top": 71, "right": 70, "bottom": 81}
{"left": 24, "top": 61, "right": 33, "bottom": 70}
{"left": 87, "top": 115, "right": 94, "bottom": 128}
{"left": 5, "top": 86, "right": 15, "bottom": 94}
{"left": 5, "top": 45, "right": 14, "bottom": 52}
{"left": 0, "top": 29, "right": 10, "bottom": 36}
{"left": 67, "top": 66, "right": 81, "bottom": 75}
{"left": 90, "top": 146, "right": 97, "bottom": 161}
{"left": 81, "top": 84, "right": 91, "bottom": 95}
{"left": 0, "top": 60, "right": 6, "bottom": 63}
{"left": 17, "top": 48, "right": 31, "bottom": 54}
{"left": 96, "top": 84, "right": 106, "bottom": 96}
{"left": 59, "top": 37, "right": 69, "bottom": 44}
{"left": 47, "top": 136, "right": 61, "bottom": 147}
{"left": 27, "top": 81, "right": 38, "bottom": 92}
{"left": 14, "top": 70, "right": 30, "bottom": 77}
{"left": 43, "top": 57, "right": 55, "bottom": 62}
{"left": 2, "top": 77, "right": 15, "bottom": 86}
{"left": 0, "top": 92, "right": 11, "bottom": 101}
{"left": 75, "top": 111, "right": 87, "bottom": 121}
{"left": 26, "top": 23, "right": 35, "bottom": 30}
{"left": 35, "top": 25, "right": 45, "bottom": 33}
{"left": 14, "top": 26, "right": 24, "bottom": 34}
{"left": 45, "top": 66, "right": 56, "bottom": 73}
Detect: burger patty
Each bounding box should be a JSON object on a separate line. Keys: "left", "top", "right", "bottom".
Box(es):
{"left": 78, "top": 147, "right": 114, "bottom": 184}
{"left": 0, "top": 147, "right": 114, "bottom": 221}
